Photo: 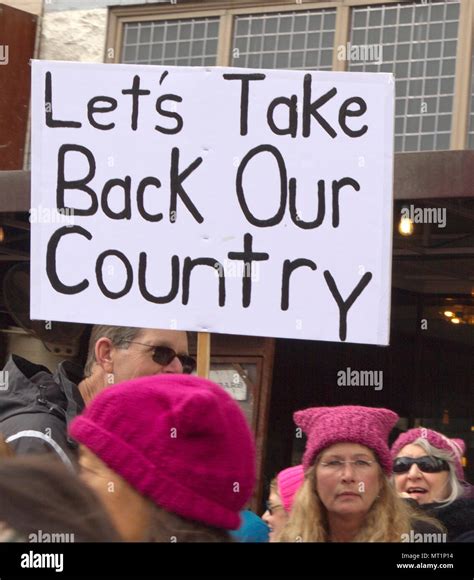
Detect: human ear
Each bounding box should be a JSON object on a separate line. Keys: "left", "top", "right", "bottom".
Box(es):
{"left": 94, "top": 337, "right": 114, "bottom": 373}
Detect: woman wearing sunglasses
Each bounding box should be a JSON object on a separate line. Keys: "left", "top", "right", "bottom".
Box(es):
{"left": 262, "top": 464, "right": 304, "bottom": 542}
{"left": 278, "top": 406, "right": 440, "bottom": 542}
{"left": 391, "top": 428, "right": 474, "bottom": 541}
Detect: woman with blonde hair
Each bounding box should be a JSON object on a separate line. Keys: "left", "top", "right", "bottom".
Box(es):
{"left": 279, "top": 406, "right": 441, "bottom": 542}
{"left": 262, "top": 464, "right": 304, "bottom": 542}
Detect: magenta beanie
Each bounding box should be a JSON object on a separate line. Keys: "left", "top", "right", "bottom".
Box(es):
{"left": 294, "top": 405, "right": 399, "bottom": 474}
{"left": 391, "top": 428, "right": 465, "bottom": 480}
{"left": 70, "top": 374, "right": 256, "bottom": 530}
{"left": 276, "top": 465, "right": 304, "bottom": 512}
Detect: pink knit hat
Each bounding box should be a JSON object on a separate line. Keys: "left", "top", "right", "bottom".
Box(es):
{"left": 294, "top": 405, "right": 399, "bottom": 474}
{"left": 391, "top": 428, "right": 465, "bottom": 480}
{"left": 276, "top": 465, "right": 304, "bottom": 512}
{"left": 70, "top": 374, "right": 256, "bottom": 530}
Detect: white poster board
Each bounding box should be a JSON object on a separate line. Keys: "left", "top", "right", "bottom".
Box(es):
{"left": 31, "top": 60, "right": 394, "bottom": 345}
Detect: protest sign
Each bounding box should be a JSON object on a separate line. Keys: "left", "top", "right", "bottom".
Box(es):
{"left": 31, "top": 60, "right": 393, "bottom": 345}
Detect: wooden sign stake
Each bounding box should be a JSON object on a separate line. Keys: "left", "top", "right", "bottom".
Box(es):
{"left": 197, "top": 331, "right": 211, "bottom": 378}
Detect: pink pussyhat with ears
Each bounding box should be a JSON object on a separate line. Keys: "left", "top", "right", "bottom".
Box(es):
{"left": 391, "top": 427, "right": 466, "bottom": 480}
{"left": 294, "top": 405, "right": 399, "bottom": 474}
{"left": 70, "top": 374, "right": 256, "bottom": 530}
{"left": 276, "top": 465, "right": 304, "bottom": 512}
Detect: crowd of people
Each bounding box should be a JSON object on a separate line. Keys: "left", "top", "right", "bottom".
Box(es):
{"left": 0, "top": 324, "right": 472, "bottom": 543}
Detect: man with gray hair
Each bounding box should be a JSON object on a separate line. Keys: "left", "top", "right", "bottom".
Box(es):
{"left": 0, "top": 326, "right": 194, "bottom": 467}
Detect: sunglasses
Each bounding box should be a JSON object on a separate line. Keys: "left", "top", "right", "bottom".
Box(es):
{"left": 120, "top": 341, "right": 196, "bottom": 375}
{"left": 393, "top": 456, "right": 449, "bottom": 474}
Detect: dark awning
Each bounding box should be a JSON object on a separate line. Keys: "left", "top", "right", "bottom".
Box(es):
{"left": 394, "top": 150, "right": 474, "bottom": 200}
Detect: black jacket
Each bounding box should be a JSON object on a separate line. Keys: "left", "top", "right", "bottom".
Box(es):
{"left": 0, "top": 355, "right": 85, "bottom": 467}
{"left": 420, "top": 497, "right": 474, "bottom": 542}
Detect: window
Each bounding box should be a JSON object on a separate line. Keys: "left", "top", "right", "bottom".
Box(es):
{"left": 232, "top": 9, "right": 336, "bottom": 71}
{"left": 121, "top": 18, "right": 220, "bottom": 66}
{"left": 348, "top": 0, "right": 460, "bottom": 152}
{"left": 112, "top": 0, "right": 469, "bottom": 152}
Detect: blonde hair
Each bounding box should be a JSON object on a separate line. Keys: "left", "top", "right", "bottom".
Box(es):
{"left": 278, "top": 464, "right": 441, "bottom": 542}
{"left": 269, "top": 477, "right": 278, "bottom": 496}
